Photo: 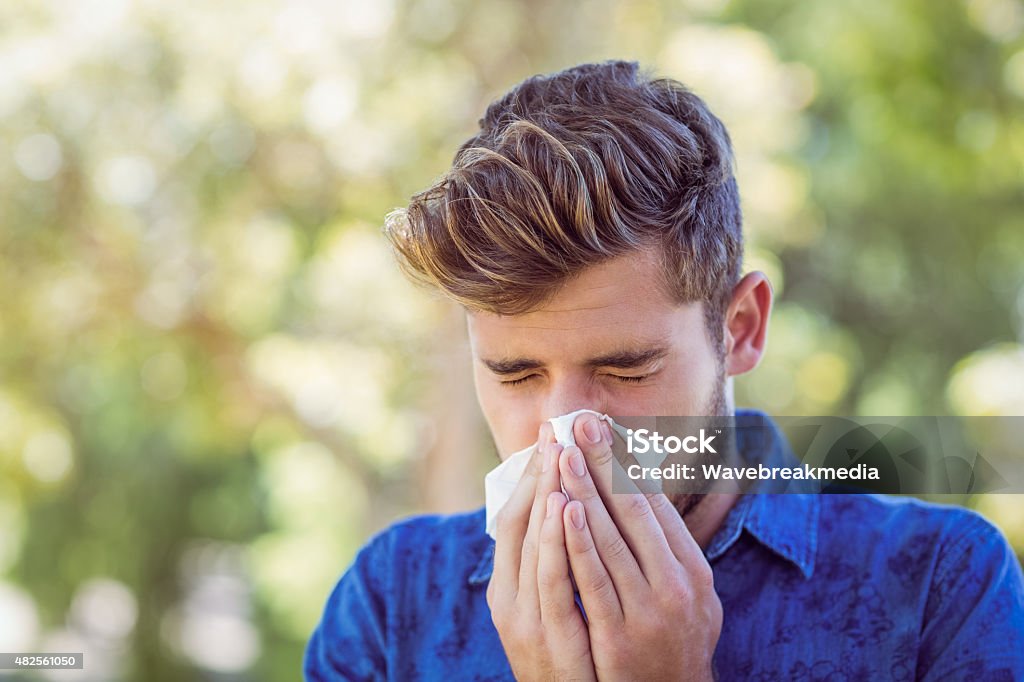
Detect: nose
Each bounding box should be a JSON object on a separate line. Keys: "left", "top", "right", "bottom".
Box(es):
{"left": 540, "top": 374, "right": 604, "bottom": 421}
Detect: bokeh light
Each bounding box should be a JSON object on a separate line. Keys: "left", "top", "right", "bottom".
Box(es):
{"left": 1, "top": 0, "right": 1022, "bottom": 679}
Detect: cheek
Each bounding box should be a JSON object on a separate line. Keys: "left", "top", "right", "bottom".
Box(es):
{"left": 653, "top": 358, "right": 721, "bottom": 414}
{"left": 473, "top": 375, "right": 537, "bottom": 459}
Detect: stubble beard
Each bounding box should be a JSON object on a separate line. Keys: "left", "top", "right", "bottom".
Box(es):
{"left": 668, "top": 354, "right": 729, "bottom": 519}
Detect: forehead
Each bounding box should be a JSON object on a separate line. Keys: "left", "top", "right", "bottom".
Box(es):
{"left": 466, "top": 249, "right": 704, "bottom": 352}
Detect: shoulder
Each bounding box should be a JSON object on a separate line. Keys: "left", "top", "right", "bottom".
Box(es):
{"left": 371, "top": 506, "right": 488, "bottom": 550}
{"left": 824, "top": 498, "right": 1024, "bottom": 676}
{"left": 817, "top": 494, "right": 1006, "bottom": 545}
{"left": 354, "top": 506, "right": 490, "bottom": 583}
{"left": 306, "top": 511, "right": 489, "bottom": 677}
{"left": 816, "top": 495, "right": 1020, "bottom": 587}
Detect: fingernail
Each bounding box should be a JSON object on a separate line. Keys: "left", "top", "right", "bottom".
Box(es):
{"left": 583, "top": 417, "right": 601, "bottom": 443}
{"left": 569, "top": 503, "right": 585, "bottom": 529}
{"left": 568, "top": 447, "right": 586, "bottom": 477}
{"left": 601, "top": 421, "right": 613, "bottom": 444}
{"left": 546, "top": 493, "right": 558, "bottom": 518}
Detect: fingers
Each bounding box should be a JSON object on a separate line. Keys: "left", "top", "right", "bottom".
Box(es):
{"left": 563, "top": 500, "right": 623, "bottom": 624}
{"left": 563, "top": 414, "right": 681, "bottom": 580}
{"left": 578, "top": 414, "right": 709, "bottom": 581}
{"left": 489, "top": 425, "right": 598, "bottom": 682}
{"left": 492, "top": 422, "right": 551, "bottom": 596}
{"left": 537, "top": 491, "right": 584, "bottom": 631}
{"left": 519, "top": 424, "right": 565, "bottom": 610}
{"left": 558, "top": 441, "right": 651, "bottom": 599}
{"left": 646, "top": 492, "right": 707, "bottom": 571}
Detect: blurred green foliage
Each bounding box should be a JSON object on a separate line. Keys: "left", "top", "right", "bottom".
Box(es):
{"left": 1, "top": 0, "right": 1022, "bottom": 679}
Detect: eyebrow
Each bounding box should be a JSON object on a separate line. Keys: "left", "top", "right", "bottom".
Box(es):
{"left": 481, "top": 345, "right": 670, "bottom": 375}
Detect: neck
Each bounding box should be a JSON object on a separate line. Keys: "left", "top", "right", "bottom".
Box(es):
{"left": 684, "top": 493, "right": 739, "bottom": 550}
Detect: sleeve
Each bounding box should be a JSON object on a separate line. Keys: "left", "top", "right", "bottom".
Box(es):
{"left": 304, "top": 530, "right": 392, "bottom": 682}
{"left": 917, "top": 511, "right": 1024, "bottom": 681}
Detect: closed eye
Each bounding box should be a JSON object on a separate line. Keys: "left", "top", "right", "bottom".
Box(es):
{"left": 500, "top": 374, "right": 650, "bottom": 387}
{"left": 500, "top": 375, "right": 537, "bottom": 387}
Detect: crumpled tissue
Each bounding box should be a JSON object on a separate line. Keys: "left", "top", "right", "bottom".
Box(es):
{"left": 484, "top": 408, "right": 628, "bottom": 539}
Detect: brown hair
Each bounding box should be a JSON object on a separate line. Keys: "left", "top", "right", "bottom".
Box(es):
{"left": 384, "top": 60, "right": 743, "bottom": 344}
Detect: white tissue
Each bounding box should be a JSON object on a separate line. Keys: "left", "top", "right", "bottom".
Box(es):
{"left": 484, "top": 409, "right": 627, "bottom": 540}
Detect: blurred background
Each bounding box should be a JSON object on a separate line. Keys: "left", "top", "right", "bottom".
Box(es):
{"left": 2, "top": 0, "right": 1024, "bottom": 679}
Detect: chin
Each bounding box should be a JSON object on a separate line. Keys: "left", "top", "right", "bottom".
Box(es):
{"left": 671, "top": 493, "right": 705, "bottom": 517}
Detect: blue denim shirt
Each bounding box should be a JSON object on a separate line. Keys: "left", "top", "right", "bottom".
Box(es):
{"left": 305, "top": 411, "right": 1024, "bottom": 680}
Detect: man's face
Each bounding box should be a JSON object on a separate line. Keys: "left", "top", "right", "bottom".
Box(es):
{"left": 467, "top": 247, "right": 728, "bottom": 461}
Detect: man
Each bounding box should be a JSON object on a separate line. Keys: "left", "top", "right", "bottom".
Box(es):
{"left": 305, "top": 60, "right": 1024, "bottom": 680}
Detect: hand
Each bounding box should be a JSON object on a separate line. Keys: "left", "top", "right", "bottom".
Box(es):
{"left": 487, "top": 421, "right": 598, "bottom": 681}
{"left": 557, "top": 413, "right": 722, "bottom": 681}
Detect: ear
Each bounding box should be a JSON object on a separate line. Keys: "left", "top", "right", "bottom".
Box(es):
{"left": 723, "top": 272, "right": 773, "bottom": 377}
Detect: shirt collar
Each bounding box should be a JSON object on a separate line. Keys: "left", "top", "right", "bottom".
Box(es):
{"left": 468, "top": 408, "right": 818, "bottom": 586}
{"left": 703, "top": 492, "right": 818, "bottom": 579}
{"left": 703, "top": 409, "right": 819, "bottom": 579}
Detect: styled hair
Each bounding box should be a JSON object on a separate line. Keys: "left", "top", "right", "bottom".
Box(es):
{"left": 383, "top": 59, "right": 743, "bottom": 342}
